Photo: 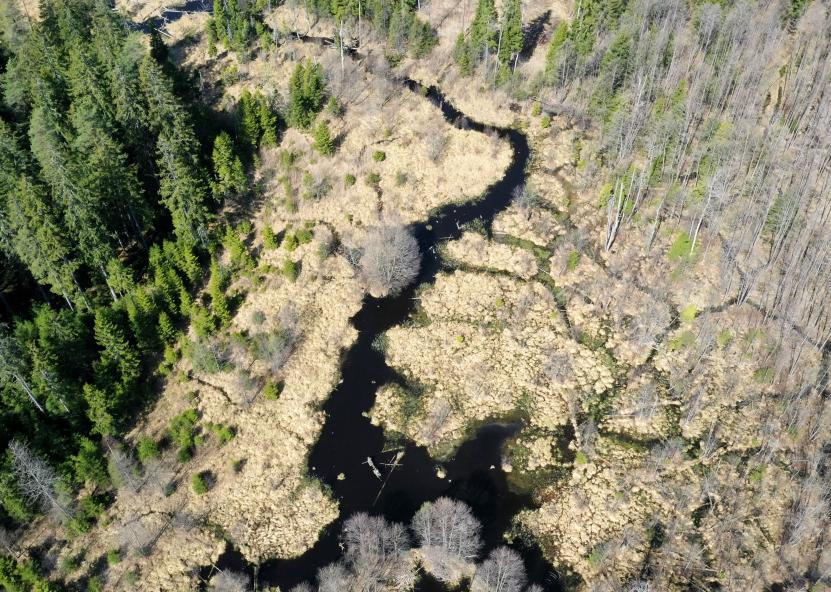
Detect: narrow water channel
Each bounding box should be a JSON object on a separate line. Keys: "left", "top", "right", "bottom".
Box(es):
{"left": 242, "top": 82, "right": 561, "bottom": 591}
{"left": 140, "top": 9, "right": 563, "bottom": 589}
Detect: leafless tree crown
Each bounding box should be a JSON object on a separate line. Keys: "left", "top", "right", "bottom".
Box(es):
{"left": 358, "top": 225, "right": 421, "bottom": 298}
{"left": 8, "top": 440, "right": 72, "bottom": 520}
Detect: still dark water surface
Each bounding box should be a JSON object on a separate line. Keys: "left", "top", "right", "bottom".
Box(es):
{"left": 241, "top": 82, "right": 562, "bottom": 591}
{"left": 140, "top": 8, "right": 562, "bottom": 587}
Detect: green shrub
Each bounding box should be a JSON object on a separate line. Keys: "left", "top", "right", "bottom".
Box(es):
{"left": 668, "top": 232, "right": 695, "bottom": 261}
{"left": 87, "top": 575, "right": 103, "bottom": 592}
{"left": 169, "top": 409, "right": 199, "bottom": 460}
{"left": 61, "top": 554, "right": 81, "bottom": 573}
{"left": 69, "top": 494, "right": 107, "bottom": 534}
{"left": 366, "top": 172, "right": 381, "bottom": 186}
{"left": 753, "top": 367, "right": 774, "bottom": 383}
{"left": 749, "top": 464, "right": 767, "bottom": 483}
{"left": 680, "top": 304, "right": 697, "bottom": 323}
{"left": 566, "top": 250, "right": 581, "bottom": 271}
{"left": 106, "top": 549, "right": 120, "bottom": 566}
{"left": 282, "top": 259, "right": 299, "bottom": 282}
{"left": 668, "top": 330, "right": 695, "bottom": 350}
{"left": 394, "top": 171, "right": 407, "bottom": 186}
{"left": 283, "top": 233, "right": 298, "bottom": 252}
{"left": 191, "top": 472, "right": 209, "bottom": 495}
{"left": 326, "top": 96, "right": 341, "bottom": 115}
{"left": 250, "top": 310, "right": 266, "bottom": 325}
{"left": 717, "top": 329, "right": 733, "bottom": 348}
{"left": 574, "top": 451, "right": 588, "bottom": 465}
{"left": 295, "top": 228, "right": 313, "bottom": 244}
{"left": 208, "top": 423, "right": 235, "bottom": 445}
{"left": 280, "top": 149, "right": 296, "bottom": 169}
{"left": 263, "top": 380, "right": 282, "bottom": 400}
{"left": 136, "top": 438, "right": 160, "bottom": 464}
{"left": 586, "top": 546, "right": 605, "bottom": 568}
{"left": 540, "top": 114, "right": 551, "bottom": 129}
{"left": 262, "top": 226, "right": 279, "bottom": 249}
{"left": 344, "top": 173, "right": 356, "bottom": 186}
{"left": 531, "top": 102, "right": 541, "bottom": 116}
{"left": 372, "top": 150, "right": 386, "bottom": 162}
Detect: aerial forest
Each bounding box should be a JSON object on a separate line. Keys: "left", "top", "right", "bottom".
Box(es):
{"left": 0, "top": 0, "right": 829, "bottom": 590}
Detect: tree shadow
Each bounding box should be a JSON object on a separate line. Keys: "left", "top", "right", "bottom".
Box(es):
{"left": 520, "top": 10, "right": 552, "bottom": 60}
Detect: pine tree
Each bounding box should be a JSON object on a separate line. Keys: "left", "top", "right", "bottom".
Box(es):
{"left": 82, "top": 383, "right": 114, "bottom": 436}
{"left": 207, "top": 260, "right": 230, "bottom": 326}
{"left": 313, "top": 120, "right": 334, "bottom": 155}
{"left": 0, "top": 325, "right": 44, "bottom": 414}
{"left": 140, "top": 55, "right": 211, "bottom": 246}
{"left": 469, "top": 0, "right": 497, "bottom": 61}
{"left": 454, "top": 32, "right": 473, "bottom": 75}
{"left": 22, "top": 305, "right": 92, "bottom": 418}
{"left": 544, "top": 21, "right": 569, "bottom": 83}
{"left": 257, "top": 98, "right": 279, "bottom": 146}
{"left": 212, "top": 131, "right": 247, "bottom": 197}
{"left": 124, "top": 288, "right": 159, "bottom": 354}
{"left": 237, "top": 90, "right": 262, "bottom": 150}
{"left": 498, "top": 0, "right": 522, "bottom": 69}
{"left": 288, "top": 61, "right": 326, "bottom": 128}
{"left": 93, "top": 308, "right": 140, "bottom": 389}
{"left": 157, "top": 310, "right": 176, "bottom": 344}
{"left": 28, "top": 106, "right": 117, "bottom": 297}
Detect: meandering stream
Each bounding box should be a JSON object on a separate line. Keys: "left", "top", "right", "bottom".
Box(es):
{"left": 140, "top": 9, "right": 562, "bottom": 590}
{"left": 243, "top": 81, "right": 561, "bottom": 591}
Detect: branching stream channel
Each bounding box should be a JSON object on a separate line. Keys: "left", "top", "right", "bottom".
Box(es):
{"left": 147, "top": 9, "right": 563, "bottom": 589}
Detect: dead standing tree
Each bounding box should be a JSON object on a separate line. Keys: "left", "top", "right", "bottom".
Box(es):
{"left": 8, "top": 440, "right": 72, "bottom": 520}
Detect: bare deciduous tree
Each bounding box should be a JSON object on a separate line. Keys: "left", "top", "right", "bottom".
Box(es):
{"left": 317, "top": 562, "right": 352, "bottom": 592}
{"left": 512, "top": 184, "right": 539, "bottom": 221}
{"left": 342, "top": 512, "right": 415, "bottom": 591}
{"left": 0, "top": 326, "right": 45, "bottom": 414}
{"left": 211, "top": 570, "right": 251, "bottom": 592}
{"left": 413, "top": 497, "right": 482, "bottom": 583}
{"left": 0, "top": 526, "right": 15, "bottom": 556}
{"left": 412, "top": 497, "right": 482, "bottom": 559}
{"left": 425, "top": 120, "right": 449, "bottom": 162}
{"left": 358, "top": 225, "right": 421, "bottom": 298}
{"left": 104, "top": 436, "right": 141, "bottom": 493}
{"left": 471, "top": 546, "right": 527, "bottom": 592}
{"left": 8, "top": 440, "right": 72, "bottom": 520}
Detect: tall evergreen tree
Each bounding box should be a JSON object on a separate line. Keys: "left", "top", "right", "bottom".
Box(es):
{"left": 498, "top": 0, "right": 523, "bottom": 70}
{"left": 212, "top": 131, "right": 247, "bottom": 197}
{"left": 287, "top": 61, "right": 326, "bottom": 128}
{"left": 139, "top": 56, "right": 211, "bottom": 247}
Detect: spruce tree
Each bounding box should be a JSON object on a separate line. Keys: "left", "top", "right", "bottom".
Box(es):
{"left": 288, "top": 61, "right": 326, "bottom": 128}
{"left": 140, "top": 56, "right": 211, "bottom": 247}
{"left": 469, "top": 0, "right": 497, "bottom": 62}
{"left": 212, "top": 131, "right": 247, "bottom": 197}
{"left": 313, "top": 120, "right": 335, "bottom": 155}
{"left": 498, "top": 0, "right": 522, "bottom": 70}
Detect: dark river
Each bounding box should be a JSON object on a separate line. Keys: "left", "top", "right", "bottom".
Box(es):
{"left": 140, "top": 8, "right": 563, "bottom": 590}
